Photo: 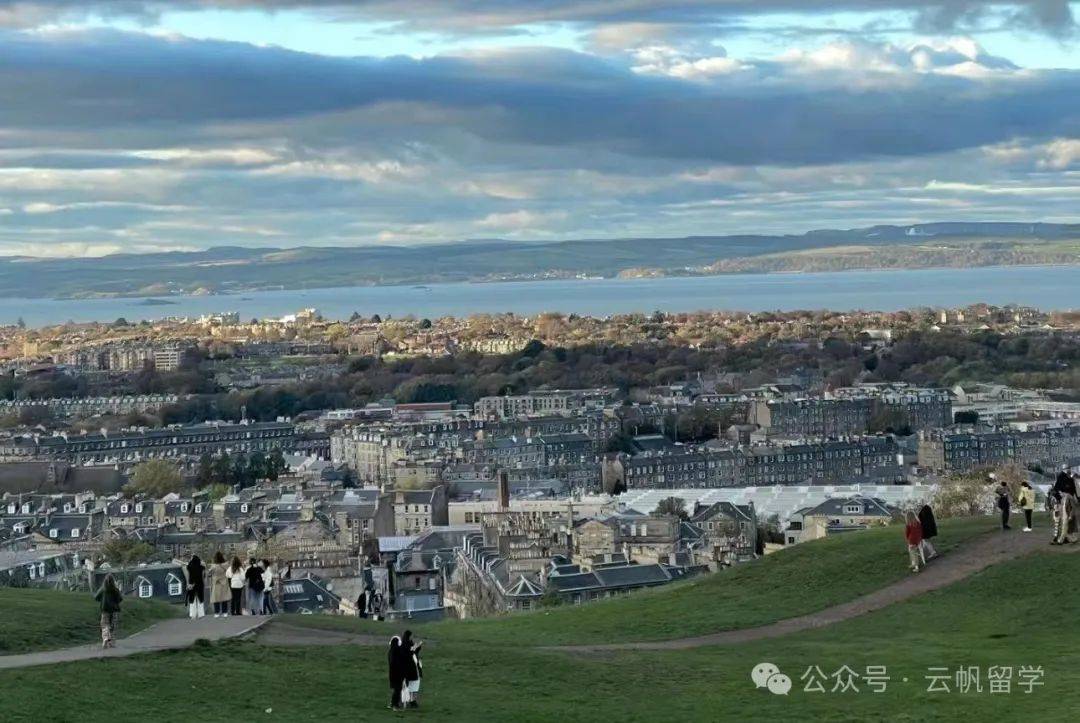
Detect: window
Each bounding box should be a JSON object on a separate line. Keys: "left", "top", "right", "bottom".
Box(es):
{"left": 121, "top": 504, "right": 129, "bottom": 514}
{"left": 27, "top": 565, "right": 36, "bottom": 580}
{"left": 284, "top": 583, "right": 304, "bottom": 595}
{"left": 240, "top": 504, "right": 249, "bottom": 513}
{"left": 181, "top": 503, "right": 189, "bottom": 513}
{"left": 135, "top": 503, "right": 143, "bottom": 513}
{"left": 71, "top": 528, "right": 81, "bottom": 538}
{"left": 49, "top": 529, "right": 59, "bottom": 539}
{"left": 138, "top": 578, "right": 153, "bottom": 598}
{"left": 166, "top": 574, "right": 183, "bottom": 597}
{"left": 195, "top": 504, "right": 203, "bottom": 513}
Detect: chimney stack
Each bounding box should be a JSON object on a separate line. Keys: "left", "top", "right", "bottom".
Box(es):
{"left": 497, "top": 468, "right": 510, "bottom": 511}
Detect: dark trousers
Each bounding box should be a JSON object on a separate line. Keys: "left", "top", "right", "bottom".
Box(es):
{"left": 262, "top": 591, "right": 277, "bottom": 615}
{"left": 1001, "top": 507, "right": 1010, "bottom": 528}
{"left": 230, "top": 588, "right": 243, "bottom": 615}
{"left": 214, "top": 601, "right": 228, "bottom": 615}
{"left": 390, "top": 681, "right": 403, "bottom": 709}
{"left": 1024, "top": 509, "right": 1033, "bottom": 528}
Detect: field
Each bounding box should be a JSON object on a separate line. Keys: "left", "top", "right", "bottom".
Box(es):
{"left": 0, "top": 587, "right": 178, "bottom": 654}
{"left": 0, "top": 517, "right": 1074, "bottom": 722}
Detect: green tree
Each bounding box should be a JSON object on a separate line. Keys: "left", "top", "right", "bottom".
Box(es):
{"left": 196, "top": 453, "right": 215, "bottom": 487}
{"left": 248, "top": 450, "right": 267, "bottom": 482}
{"left": 655, "top": 496, "right": 689, "bottom": 520}
{"left": 267, "top": 447, "right": 286, "bottom": 482}
{"left": 101, "top": 538, "right": 157, "bottom": 567}
{"left": 212, "top": 452, "right": 233, "bottom": 487}
{"left": 124, "top": 460, "right": 184, "bottom": 498}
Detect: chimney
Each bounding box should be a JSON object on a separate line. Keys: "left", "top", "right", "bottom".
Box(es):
{"left": 497, "top": 468, "right": 509, "bottom": 511}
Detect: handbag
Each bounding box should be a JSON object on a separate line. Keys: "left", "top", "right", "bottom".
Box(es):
{"left": 399, "top": 684, "right": 413, "bottom": 705}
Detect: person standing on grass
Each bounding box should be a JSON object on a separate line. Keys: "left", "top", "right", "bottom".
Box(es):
{"left": 917, "top": 504, "right": 938, "bottom": 560}
{"left": 261, "top": 560, "right": 277, "bottom": 615}
{"left": 993, "top": 477, "right": 1012, "bottom": 531}
{"left": 1017, "top": 481, "right": 1036, "bottom": 532}
{"left": 208, "top": 551, "right": 231, "bottom": 617}
{"left": 904, "top": 510, "right": 923, "bottom": 573}
{"left": 402, "top": 630, "right": 424, "bottom": 709}
{"left": 185, "top": 554, "right": 206, "bottom": 619}
{"left": 228, "top": 556, "right": 245, "bottom": 616}
{"left": 245, "top": 558, "right": 265, "bottom": 615}
{"left": 388, "top": 636, "right": 405, "bottom": 710}
{"left": 94, "top": 573, "right": 123, "bottom": 649}
{"left": 1052, "top": 469, "right": 1077, "bottom": 545}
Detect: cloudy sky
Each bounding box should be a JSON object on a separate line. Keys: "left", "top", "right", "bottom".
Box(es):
{"left": 0, "top": 1, "right": 1077, "bottom": 257}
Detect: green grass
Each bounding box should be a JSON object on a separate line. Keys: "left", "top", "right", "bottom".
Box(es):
{"left": 288, "top": 515, "right": 995, "bottom": 646}
{"left": 0, "top": 546, "right": 1074, "bottom": 722}
{"left": 0, "top": 588, "right": 179, "bottom": 654}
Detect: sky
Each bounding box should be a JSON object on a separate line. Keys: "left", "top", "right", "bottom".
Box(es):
{"left": 0, "top": 1, "right": 1077, "bottom": 257}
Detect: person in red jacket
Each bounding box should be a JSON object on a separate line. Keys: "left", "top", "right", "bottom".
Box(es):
{"left": 904, "top": 510, "right": 924, "bottom": 573}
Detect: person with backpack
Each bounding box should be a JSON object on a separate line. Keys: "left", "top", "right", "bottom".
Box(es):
{"left": 245, "top": 558, "right": 265, "bottom": 615}
{"left": 993, "top": 477, "right": 1011, "bottom": 531}
{"left": 94, "top": 573, "right": 123, "bottom": 648}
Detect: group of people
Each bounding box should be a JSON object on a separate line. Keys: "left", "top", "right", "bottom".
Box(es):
{"left": 903, "top": 503, "right": 939, "bottom": 573}
{"left": 356, "top": 588, "right": 385, "bottom": 620}
{"left": 993, "top": 470, "right": 1078, "bottom": 545}
{"left": 388, "top": 631, "right": 423, "bottom": 710}
{"left": 198, "top": 553, "right": 284, "bottom": 617}
{"left": 92, "top": 552, "right": 290, "bottom": 646}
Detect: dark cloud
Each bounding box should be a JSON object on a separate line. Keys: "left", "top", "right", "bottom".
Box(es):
{"left": 0, "top": 1, "right": 1075, "bottom": 35}
{"left": 2, "top": 30, "right": 1077, "bottom": 167}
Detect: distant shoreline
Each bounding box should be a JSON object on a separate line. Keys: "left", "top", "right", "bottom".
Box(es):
{"left": 43, "top": 260, "right": 1080, "bottom": 303}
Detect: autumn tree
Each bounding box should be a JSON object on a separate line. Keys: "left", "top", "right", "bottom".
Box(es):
{"left": 124, "top": 460, "right": 184, "bottom": 498}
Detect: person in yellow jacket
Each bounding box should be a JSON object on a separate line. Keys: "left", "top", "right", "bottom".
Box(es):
{"left": 1017, "top": 481, "right": 1036, "bottom": 532}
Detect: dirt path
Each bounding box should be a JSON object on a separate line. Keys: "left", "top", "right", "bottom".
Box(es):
{"left": 0, "top": 615, "right": 269, "bottom": 670}
{"left": 548, "top": 530, "right": 1079, "bottom": 652}
{"left": 254, "top": 528, "right": 1077, "bottom": 654}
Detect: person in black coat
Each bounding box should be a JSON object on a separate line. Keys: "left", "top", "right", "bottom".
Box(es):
{"left": 357, "top": 589, "right": 368, "bottom": 618}
{"left": 1052, "top": 470, "right": 1077, "bottom": 545}
{"left": 917, "top": 505, "right": 938, "bottom": 561}
{"left": 186, "top": 555, "right": 206, "bottom": 619}
{"left": 388, "top": 636, "right": 405, "bottom": 710}
{"left": 401, "top": 630, "right": 422, "bottom": 708}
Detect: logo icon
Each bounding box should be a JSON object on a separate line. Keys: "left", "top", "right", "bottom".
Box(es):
{"left": 752, "top": 663, "right": 790, "bottom": 695}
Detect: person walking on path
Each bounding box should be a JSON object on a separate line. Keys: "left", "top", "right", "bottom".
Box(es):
{"left": 185, "top": 555, "right": 206, "bottom": 619}
{"left": 1052, "top": 469, "right": 1077, "bottom": 545}
{"left": 208, "top": 552, "right": 231, "bottom": 617}
{"left": 904, "top": 510, "right": 923, "bottom": 573}
{"left": 261, "top": 560, "right": 277, "bottom": 615}
{"left": 1017, "top": 481, "right": 1037, "bottom": 532}
{"left": 94, "top": 573, "right": 123, "bottom": 648}
{"left": 917, "top": 504, "right": 938, "bottom": 560}
{"left": 993, "top": 477, "right": 1012, "bottom": 530}
{"left": 228, "top": 556, "right": 245, "bottom": 616}
{"left": 388, "top": 636, "right": 405, "bottom": 710}
{"left": 245, "top": 559, "right": 265, "bottom": 615}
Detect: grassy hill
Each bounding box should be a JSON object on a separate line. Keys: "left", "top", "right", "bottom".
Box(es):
{"left": 0, "top": 588, "right": 178, "bottom": 654}
{"left": 0, "top": 518, "right": 1072, "bottom": 721}
{"left": 289, "top": 516, "right": 992, "bottom": 647}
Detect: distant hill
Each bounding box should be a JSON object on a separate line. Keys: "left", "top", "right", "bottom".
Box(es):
{"left": 2, "top": 222, "right": 1077, "bottom": 299}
